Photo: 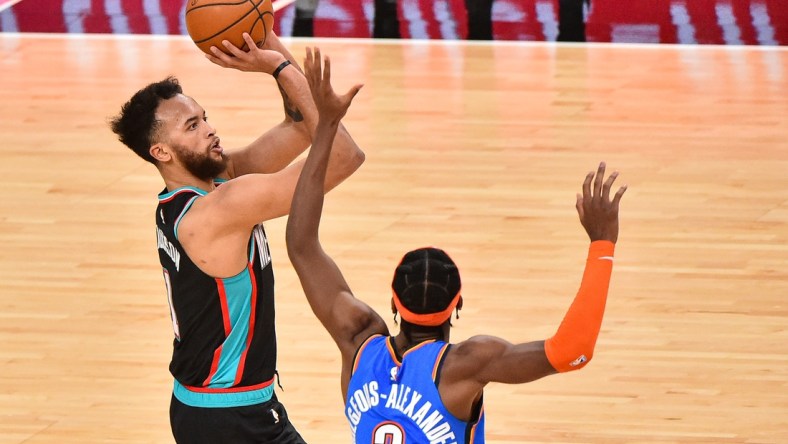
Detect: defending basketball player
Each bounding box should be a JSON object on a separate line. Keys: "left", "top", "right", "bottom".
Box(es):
{"left": 288, "top": 48, "right": 626, "bottom": 443}
{"left": 110, "top": 33, "right": 363, "bottom": 443}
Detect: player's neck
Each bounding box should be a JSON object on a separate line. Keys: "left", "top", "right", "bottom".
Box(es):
{"left": 161, "top": 168, "right": 216, "bottom": 193}
{"left": 394, "top": 324, "right": 450, "bottom": 353}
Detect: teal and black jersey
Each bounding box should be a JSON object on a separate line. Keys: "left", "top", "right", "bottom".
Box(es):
{"left": 155, "top": 183, "right": 276, "bottom": 408}
{"left": 346, "top": 335, "right": 485, "bottom": 444}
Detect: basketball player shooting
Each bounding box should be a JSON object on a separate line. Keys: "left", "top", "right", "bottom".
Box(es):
{"left": 287, "top": 48, "right": 627, "bottom": 443}
{"left": 110, "top": 30, "right": 364, "bottom": 443}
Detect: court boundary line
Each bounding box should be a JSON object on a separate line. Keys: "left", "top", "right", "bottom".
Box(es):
{"left": 0, "top": 32, "right": 786, "bottom": 52}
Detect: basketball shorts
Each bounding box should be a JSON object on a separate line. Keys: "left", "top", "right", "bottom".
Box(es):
{"left": 170, "top": 393, "right": 307, "bottom": 444}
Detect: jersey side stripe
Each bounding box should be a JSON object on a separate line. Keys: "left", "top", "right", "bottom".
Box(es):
{"left": 203, "top": 268, "right": 254, "bottom": 388}
{"left": 202, "top": 345, "right": 224, "bottom": 387}
{"left": 216, "top": 279, "right": 232, "bottom": 335}
{"left": 201, "top": 279, "right": 232, "bottom": 386}
{"left": 233, "top": 263, "right": 258, "bottom": 385}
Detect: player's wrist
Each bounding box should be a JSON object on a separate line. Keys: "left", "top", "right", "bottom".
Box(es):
{"left": 588, "top": 240, "right": 615, "bottom": 258}
{"left": 272, "top": 59, "right": 292, "bottom": 80}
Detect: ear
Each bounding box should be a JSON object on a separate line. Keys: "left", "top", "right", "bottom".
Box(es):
{"left": 457, "top": 295, "right": 463, "bottom": 311}
{"left": 150, "top": 143, "right": 172, "bottom": 162}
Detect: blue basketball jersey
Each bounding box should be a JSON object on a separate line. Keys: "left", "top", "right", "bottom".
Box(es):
{"left": 346, "top": 335, "right": 485, "bottom": 444}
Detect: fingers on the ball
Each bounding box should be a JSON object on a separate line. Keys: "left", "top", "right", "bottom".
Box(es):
{"left": 207, "top": 48, "right": 227, "bottom": 66}
{"left": 226, "top": 41, "right": 246, "bottom": 57}
{"left": 222, "top": 40, "right": 243, "bottom": 57}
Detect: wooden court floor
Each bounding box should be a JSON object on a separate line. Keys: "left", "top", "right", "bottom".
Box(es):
{"left": 0, "top": 34, "right": 786, "bottom": 443}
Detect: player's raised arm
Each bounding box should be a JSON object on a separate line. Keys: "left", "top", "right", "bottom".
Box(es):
{"left": 449, "top": 163, "right": 627, "bottom": 389}
{"left": 286, "top": 48, "right": 387, "bottom": 390}
{"left": 543, "top": 162, "right": 626, "bottom": 371}
{"left": 205, "top": 33, "right": 365, "bottom": 182}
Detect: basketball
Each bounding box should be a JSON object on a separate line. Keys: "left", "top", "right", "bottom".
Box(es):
{"left": 185, "top": 0, "right": 275, "bottom": 55}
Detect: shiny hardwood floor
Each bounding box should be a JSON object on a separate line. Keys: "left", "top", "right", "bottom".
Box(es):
{"left": 0, "top": 33, "right": 786, "bottom": 443}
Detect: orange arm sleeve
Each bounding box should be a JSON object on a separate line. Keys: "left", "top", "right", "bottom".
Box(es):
{"left": 544, "top": 240, "right": 615, "bottom": 372}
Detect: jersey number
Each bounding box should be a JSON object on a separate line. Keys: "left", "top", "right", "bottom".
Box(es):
{"left": 373, "top": 422, "right": 405, "bottom": 444}
{"left": 162, "top": 269, "right": 181, "bottom": 340}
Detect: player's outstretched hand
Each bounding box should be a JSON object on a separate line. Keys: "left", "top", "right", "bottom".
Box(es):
{"left": 576, "top": 162, "right": 627, "bottom": 243}
{"left": 303, "top": 47, "right": 362, "bottom": 125}
{"left": 205, "top": 32, "right": 287, "bottom": 75}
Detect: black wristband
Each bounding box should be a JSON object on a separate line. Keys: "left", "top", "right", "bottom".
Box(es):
{"left": 272, "top": 60, "right": 292, "bottom": 80}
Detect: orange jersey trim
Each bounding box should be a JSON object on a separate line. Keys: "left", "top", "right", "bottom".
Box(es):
{"left": 468, "top": 404, "right": 484, "bottom": 442}
{"left": 352, "top": 334, "right": 383, "bottom": 375}
{"left": 432, "top": 343, "right": 450, "bottom": 382}
{"left": 385, "top": 337, "right": 436, "bottom": 366}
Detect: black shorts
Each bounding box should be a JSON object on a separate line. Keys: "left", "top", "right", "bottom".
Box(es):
{"left": 170, "top": 393, "right": 307, "bottom": 444}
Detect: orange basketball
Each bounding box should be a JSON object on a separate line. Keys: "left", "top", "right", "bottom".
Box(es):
{"left": 185, "top": 0, "right": 275, "bottom": 55}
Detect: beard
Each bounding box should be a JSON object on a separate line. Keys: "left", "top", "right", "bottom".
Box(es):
{"left": 172, "top": 143, "right": 228, "bottom": 182}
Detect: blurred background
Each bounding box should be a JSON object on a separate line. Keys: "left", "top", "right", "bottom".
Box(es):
{"left": 1, "top": 0, "right": 786, "bottom": 45}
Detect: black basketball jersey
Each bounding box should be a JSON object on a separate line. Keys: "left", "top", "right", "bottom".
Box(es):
{"left": 155, "top": 183, "right": 277, "bottom": 407}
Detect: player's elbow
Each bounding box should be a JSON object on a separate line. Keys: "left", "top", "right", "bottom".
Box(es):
{"left": 335, "top": 132, "right": 365, "bottom": 176}
{"left": 285, "top": 228, "right": 308, "bottom": 263}
{"left": 554, "top": 350, "right": 595, "bottom": 373}
{"left": 545, "top": 336, "right": 596, "bottom": 373}
{"left": 344, "top": 146, "right": 365, "bottom": 175}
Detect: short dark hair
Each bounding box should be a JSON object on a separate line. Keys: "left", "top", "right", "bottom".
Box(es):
{"left": 392, "top": 247, "right": 461, "bottom": 315}
{"left": 110, "top": 76, "right": 183, "bottom": 164}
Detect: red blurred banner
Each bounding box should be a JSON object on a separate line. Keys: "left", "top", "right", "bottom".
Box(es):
{"left": 0, "top": 0, "right": 784, "bottom": 45}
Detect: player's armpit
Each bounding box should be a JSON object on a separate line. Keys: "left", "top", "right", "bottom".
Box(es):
{"left": 335, "top": 298, "right": 389, "bottom": 357}
{"left": 289, "top": 245, "right": 388, "bottom": 355}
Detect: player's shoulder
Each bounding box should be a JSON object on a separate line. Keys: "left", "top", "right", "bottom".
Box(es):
{"left": 450, "top": 335, "right": 511, "bottom": 360}
{"left": 440, "top": 336, "right": 508, "bottom": 382}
